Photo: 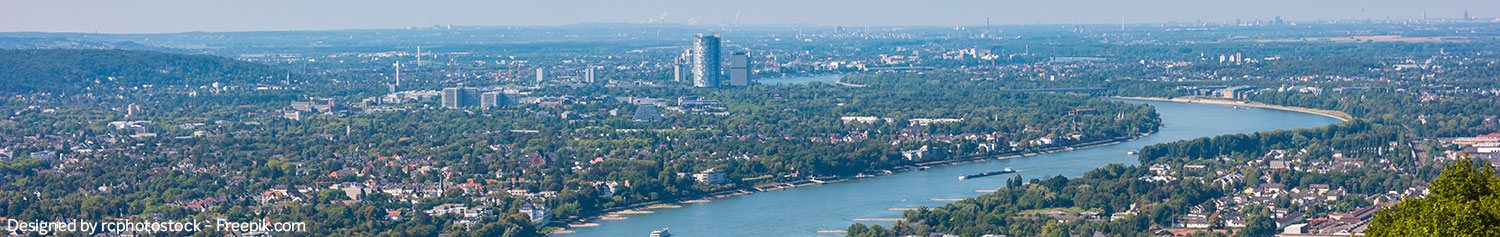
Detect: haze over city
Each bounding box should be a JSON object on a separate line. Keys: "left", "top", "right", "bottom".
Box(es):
{"left": 2, "top": 0, "right": 1496, "bottom": 33}
{"left": 3, "top": 0, "right": 1500, "bottom": 236}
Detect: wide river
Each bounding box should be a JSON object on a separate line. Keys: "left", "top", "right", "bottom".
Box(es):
{"left": 568, "top": 99, "right": 1343, "bottom": 236}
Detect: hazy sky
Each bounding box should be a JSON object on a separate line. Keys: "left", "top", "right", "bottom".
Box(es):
{"left": 3, "top": 0, "right": 1495, "bottom": 33}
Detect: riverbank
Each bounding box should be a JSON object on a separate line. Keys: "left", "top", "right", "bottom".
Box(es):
{"left": 1112, "top": 96, "right": 1352, "bottom": 122}
{"left": 547, "top": 132, "right": 1155, "bottom": 235}
{"left": 562, "top": 99, "right": 1346, "bottom": 235}
{"left": 835, "top": 81, "right": 868, "bottom": 87}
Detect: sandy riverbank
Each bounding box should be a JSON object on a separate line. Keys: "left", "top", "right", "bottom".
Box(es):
{"left": 1112, "top": 96, "right": 1352, "bottom": 122}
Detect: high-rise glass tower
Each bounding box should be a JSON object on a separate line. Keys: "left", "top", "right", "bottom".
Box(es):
{"left": 692, "top": 34, "right": 721, "bottom": 88}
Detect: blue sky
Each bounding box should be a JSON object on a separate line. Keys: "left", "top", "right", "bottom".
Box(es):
{"left": 2, "top": 0, "right": 1494, "bottom": 33}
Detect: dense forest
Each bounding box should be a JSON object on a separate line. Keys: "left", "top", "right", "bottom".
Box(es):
{"left": 0, "top": 49, "right": 295, "bottom": 93}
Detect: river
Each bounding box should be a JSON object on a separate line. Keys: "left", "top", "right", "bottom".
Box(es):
{"left": 566, "top": 99, "right": 1343, "bottom": 236}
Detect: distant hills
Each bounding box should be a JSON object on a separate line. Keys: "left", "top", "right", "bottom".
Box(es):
{"left": 0, "top": 49, "right": 288, "bottom": 93}
{"left": 0, "top": 37, "right": 162, "bottom": 51}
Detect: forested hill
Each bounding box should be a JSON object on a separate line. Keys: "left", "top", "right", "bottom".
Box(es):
{"left": 0, "top": 49, "right": 289, "bottom": 93}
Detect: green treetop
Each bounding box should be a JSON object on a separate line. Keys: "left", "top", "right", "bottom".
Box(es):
{"left": 1367, "top": 157, "right": 1500, "bottom": 236}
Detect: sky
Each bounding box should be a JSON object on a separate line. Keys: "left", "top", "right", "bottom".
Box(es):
{"left": 2, "top": 0, "right": 1495, "bottom": 34}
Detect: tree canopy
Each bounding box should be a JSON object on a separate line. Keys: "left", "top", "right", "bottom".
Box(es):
{"left": 1367, "top": 158, "right": 1500, "bottom": 237}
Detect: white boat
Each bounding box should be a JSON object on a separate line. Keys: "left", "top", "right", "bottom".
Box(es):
{"left": 650, "top": 228, "right": 672, "bottom": 237}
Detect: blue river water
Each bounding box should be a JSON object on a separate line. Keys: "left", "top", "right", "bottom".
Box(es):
{"left": 567, "top": 99, "right": 1343, "bottom": 236}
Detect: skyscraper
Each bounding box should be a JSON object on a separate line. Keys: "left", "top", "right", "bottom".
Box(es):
{"left": 536, "top": 68, "right": 545, "bottom": 86}
{"left": 728, "top": 51, "right": 750, "bottom": 86}
{"left": 584, "top": 67, "right": 595, "bottom": 84}
{"left": 391, "top": 62, "right": 401, "bottom": 92}
{"left": 691, "top": 34, "right": 721, "bottom": 88}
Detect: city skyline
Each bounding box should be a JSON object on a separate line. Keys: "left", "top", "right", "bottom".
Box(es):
{"left": 2, "top": 0, "right": 1495, "bottom": 34}
{"left": 2, "top": 1, "right": 1497, "bottom": 235}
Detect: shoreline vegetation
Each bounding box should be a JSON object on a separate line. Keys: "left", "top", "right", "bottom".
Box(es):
{"left": 824, "top": 97, "right": 1359, "bottom": 235}
{"left": 1112, "top": 96, "right": 1353, "bottom": 122}
{"left": 810, "top": 96, "right": 1362, "bottom": 235}
{"left": 547, "top": 97, "right": 1347, "bottom": 235}
{"left": 548, "top": 132, "right": 1157, "bottom": 234}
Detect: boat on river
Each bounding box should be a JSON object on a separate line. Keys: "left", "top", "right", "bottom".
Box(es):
{"left": 650, "top": 228, "right": 672, "bottom": 237}
{"left": 958, "top": 167, "right": 1015, "bottom": 180}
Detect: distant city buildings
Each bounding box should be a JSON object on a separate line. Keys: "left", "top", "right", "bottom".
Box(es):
{"left": 632, "top": 104, "right": 662, "bottom": 122}
{"left": 584, "top": 66, "right": 596, "bottom": 84}
{"left": 692, "top": 34, "right": 721, "bottom": 88}
{"left": 290, "top": 99, "right": 337, "bottom": 113}
{"left": 442, "top": 87, "right": 509, "bottom": 109}
{"left": 480, "top": 91, "right": 504, "bottom": 109}
{"left": 536, "top": 68, "right": 545, "bottom": 86}
{"left": 677, "top": 96, "right": 722, "bottom": 110}
{"left": 442, "top": 87, "right": 479, "bottom": 108}
{"left": 391, "top": 62, "right": 401, "bottom": 92}
{"left": 673, "top": 65, "right": 682, "bottom": 83}
{"left": 728, "top": 51, "right": 751, "bottom": 86}
{"left": 1213, "top": 86, "right": 1258, "bottom": 99}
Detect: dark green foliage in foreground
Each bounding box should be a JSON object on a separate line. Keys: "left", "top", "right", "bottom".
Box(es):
{"left": 1367, "top": 158, "right": 1500, "bottom": 237}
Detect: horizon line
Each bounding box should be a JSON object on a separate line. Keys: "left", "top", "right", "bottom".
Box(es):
{"left": 3, "top": 17, "right": 1495, "bottom": 35}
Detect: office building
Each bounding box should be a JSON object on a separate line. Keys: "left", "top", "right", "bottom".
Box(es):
{"left": 691, "top": 34, "right": 721, "bottom": 88}
{"left": 442, "top": 87, "right": 483, "bottom": 108}
{"left": 536, "top": 68, "right": 545, "bottom": 85}
{"left": 480, "top": 92, "right": 504, "bottom": 109}
{"left": 728, "top": 51, "right": 750, "bottom": 86}
{"left": 673, "top": 65, "right": 682, "bottom": 82}
{"left": 442, "top": 88, "right": 461, "bottom": 108}
{"left": 584, "top": 67, "right": 596, "bottom": 84}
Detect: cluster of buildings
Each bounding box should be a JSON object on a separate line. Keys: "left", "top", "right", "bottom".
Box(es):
{"left": 441, "top": 87, "right": 509, "bottom": 109}
{"left": 424, "top": 203, "right": 495, "bottom": 225}
{"left": 283, "top": 98, "right": 339, "bottom": 120}
{"left": 250, "top": 178, "right": 560, "bottom": 226}
{"left": 106, "top": 120, "right": 158, "bottom": 138}
{"left": 690, "top": 34, "right": 754, "bottom": 88}
{"left": 1179, "top": 86, "right": 1261, "bottom": 99}
{"left": 1441, "top": 133, "right": 1500, "bottom": 166}
{"left": 1137, "top": 146, "right": 1425, "bottom": 236}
